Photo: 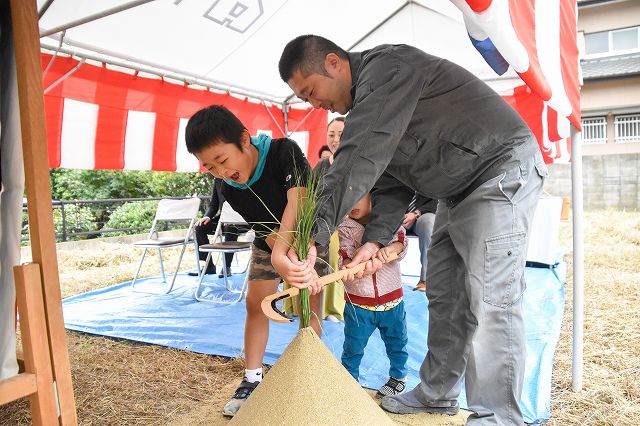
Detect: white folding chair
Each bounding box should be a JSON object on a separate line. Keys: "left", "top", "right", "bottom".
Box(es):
{"left": 131, "top": 197, "right": 201, "bottom": 294}
{"left": 195, "top": 202, "right": 253, "bottom": 303}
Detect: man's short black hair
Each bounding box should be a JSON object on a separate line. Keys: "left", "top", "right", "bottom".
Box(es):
{"left": 279, "top": 35, "right": 348, "bottom": 82}
{"left": 318, "top": 145, "right": 332, "bottom": 158}
{"left": 185, "top": 105, "right": 246, "bottom": 154}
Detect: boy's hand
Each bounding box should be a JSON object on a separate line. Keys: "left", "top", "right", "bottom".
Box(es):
{"left": 272, "top": 244, "right": 317, "bottom": 288}
{"left": 344, "top": 242, "right": 383, "bottom": 279}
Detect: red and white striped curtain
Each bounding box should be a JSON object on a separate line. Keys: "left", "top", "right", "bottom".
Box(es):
{"left": 41, "top": 53, "right": 328, "bottom": 171}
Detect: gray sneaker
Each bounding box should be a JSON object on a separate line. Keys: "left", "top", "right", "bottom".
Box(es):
{"left": 375, "top": 377, "right": 406, "bottom": 398}
{"left": 381, "top": 388, "right": 459, "bottom": 415}
{"left": 222, "top": 379, "right": 259, "bottom": 417}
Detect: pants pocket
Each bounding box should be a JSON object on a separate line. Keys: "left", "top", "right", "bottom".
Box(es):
{"left": 483, "top": 231, "right": 527, "bottom": 308}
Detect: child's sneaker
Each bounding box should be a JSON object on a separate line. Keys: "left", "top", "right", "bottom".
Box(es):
{"left": 222, "top": 379, "right": 259, "bottom": 417}
{"left": 375, "top": 377, "right": 406, "bottom": 398}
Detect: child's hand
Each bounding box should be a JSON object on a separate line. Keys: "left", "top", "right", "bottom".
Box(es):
{"left": 344, "top": 242, "right": 383, "bottom": 278}
{"left": 376, "top": 242, "right": 402, "bottom": 263}
{"left": 376, "top": 246, "right": 393, "bottom": 263}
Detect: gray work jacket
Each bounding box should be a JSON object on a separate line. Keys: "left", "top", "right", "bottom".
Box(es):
{"left": 313, "top": 44, "right": 538, "bottom": 247}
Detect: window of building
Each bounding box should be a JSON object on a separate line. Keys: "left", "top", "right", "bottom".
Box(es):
{"left": 585, "top": 26, "right": 639, "bottom": 56}
{"left": 585, "top": 32, "right": 609, "bottom": 55}
{"left": 582, "top": 117, "right": 607, "bottom": 144}
{"left": 614, "top": 114, "right": 640, "bottom": 144}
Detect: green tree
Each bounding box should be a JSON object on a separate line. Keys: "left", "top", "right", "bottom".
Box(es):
{"left": 103, "top": 200, "right": 159, "bottom": 236}
{"left": 49, "top": 169, "right": 211, "bottom": 200}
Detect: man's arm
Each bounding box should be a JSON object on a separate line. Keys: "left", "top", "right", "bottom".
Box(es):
{"left": 414, "top": 193, "right": 437, "bottom": 215}
{"left": 313, "top": 51, "right": 425, "bottom": 246}
{"left": 364, "top": 171, "right": 415, "bottom": 247}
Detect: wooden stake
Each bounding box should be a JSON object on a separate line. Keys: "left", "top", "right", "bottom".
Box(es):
{"left": 9, "top": 0, "right": 77, "bottom": 423}
{"left": 14, "top": 264, "right": 59, "bottom": 426}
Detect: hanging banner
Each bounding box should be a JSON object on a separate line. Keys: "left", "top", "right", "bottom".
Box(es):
{"left": 41, "top": 53, "right": 328, "bottom": 171}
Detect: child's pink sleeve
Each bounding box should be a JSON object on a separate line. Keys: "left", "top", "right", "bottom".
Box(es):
{"left": 389, "top": 226, "right": 409, "bottom": 261}
{"left": 337, "top": 224, "right": 357, "bottom": 269}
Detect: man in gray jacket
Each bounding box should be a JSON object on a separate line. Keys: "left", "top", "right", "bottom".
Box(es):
{"left": 272, "top": 35, "right": 548, "bottom": 425}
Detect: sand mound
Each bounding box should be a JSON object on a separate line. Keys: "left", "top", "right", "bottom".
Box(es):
{"left": 229, "top": 327, "right": 394, "bottom": 425}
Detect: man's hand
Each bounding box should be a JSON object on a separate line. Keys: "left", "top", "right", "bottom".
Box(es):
{"left": 272, "top": 244, "right": 321, "bottom": 293}
{"left": 343, "top": 241, "right": 383, "bottom": 280}
{"left": 196, "top": 216, "right": 211, "bottom": 226}
{"left": 402, "top": 212, "right": 417, "bottom": 229}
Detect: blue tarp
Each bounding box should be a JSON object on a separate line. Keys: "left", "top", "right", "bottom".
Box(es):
{"left": 62, "top": 261, "right": 565, "bottom": 424}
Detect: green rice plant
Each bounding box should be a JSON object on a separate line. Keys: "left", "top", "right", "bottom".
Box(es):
{"left": 291, "top": 167, "right": 320, "bottom": 328}
{"left": 244, "top": 159, "right": 322, "bottom": 328}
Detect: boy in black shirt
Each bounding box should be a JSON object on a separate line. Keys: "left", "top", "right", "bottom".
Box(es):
{"left": 185, "top": 105, "right": 322, "bottom": 417}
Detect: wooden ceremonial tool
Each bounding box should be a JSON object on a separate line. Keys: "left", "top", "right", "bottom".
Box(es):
{"left": 261, "top": 251, "right": 399, "bottom": 322}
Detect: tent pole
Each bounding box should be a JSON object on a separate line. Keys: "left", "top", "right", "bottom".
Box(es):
{"left": 348, "top": 0, "right": 410, "bottom": 50}
{"left": 41, "top": 29, "right": 64, "bottom": 78}
{"left": 37, "top": 0, "right": 54, "bottom": 18}
{"left": 262, "top": 101, "right": 285, "bottom": 137}
{"left": 43, "top": 57, "right": 84, "bottom": 94}
{"left": 283, "top": 102, "right": 289, "bottom": 135}
{"left": 39, "top": 0, "right": 157, "bottom": 37}
{"left": 289, "top": 108, "right": 316, "bottom": 134}
{"left": 570, "top": 125, "right": 584, "bottom": 392}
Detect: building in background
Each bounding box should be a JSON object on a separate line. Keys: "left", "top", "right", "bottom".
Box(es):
{"left": 546, "top": 0, "right": 640, "bottom": 209}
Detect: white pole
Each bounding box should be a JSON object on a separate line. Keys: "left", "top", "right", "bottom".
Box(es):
{"left": 570, "top": 125, "right": 584, "bottom": 391}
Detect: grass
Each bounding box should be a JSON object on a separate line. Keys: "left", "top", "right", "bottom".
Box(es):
{"left": 1, "top": 209, "right": 638, "bottom": 425}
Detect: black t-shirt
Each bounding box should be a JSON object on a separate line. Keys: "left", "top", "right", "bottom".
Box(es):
{"left": 221, "top": 137, "right": 310, "bottom": 253}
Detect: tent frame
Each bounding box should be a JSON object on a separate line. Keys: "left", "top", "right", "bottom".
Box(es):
{"left": 2, "top": 8, "right": 583, "bottom": 423}
{"left": 570, "top": 126, "right": 584, "bottom": 391}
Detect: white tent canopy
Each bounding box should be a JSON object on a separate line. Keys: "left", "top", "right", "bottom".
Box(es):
{"left": 38, "top": 0, "right": 519, "bottom": 103}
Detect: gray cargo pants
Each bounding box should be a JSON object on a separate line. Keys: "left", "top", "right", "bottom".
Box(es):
{"left": 414, "top": 152, "right": 547, "bottom": 425}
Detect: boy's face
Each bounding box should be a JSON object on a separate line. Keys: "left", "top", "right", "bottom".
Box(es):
{"left": 348, "top": 193, "right": 371, "bottom": 221}
{"left": 195, "top": 132, "right": 256, "bottom": 184}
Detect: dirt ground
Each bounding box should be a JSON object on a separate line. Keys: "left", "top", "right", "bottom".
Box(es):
{"left": 1, "top": 210, "right": 638, "bottom": 425}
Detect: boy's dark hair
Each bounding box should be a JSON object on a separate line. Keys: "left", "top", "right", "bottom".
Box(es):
{"left": 318, "top": 145, "right": 332, "bottom": 158}
{"left": 279, "top": 35, "right": 349, "bottom": 82}
{"left": 185, "top": 105, "right": 246, "bottom": 154}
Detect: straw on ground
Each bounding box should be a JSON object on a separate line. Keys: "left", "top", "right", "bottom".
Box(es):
{"left": 1, "top": 209, "right": 638, "bottom": 425}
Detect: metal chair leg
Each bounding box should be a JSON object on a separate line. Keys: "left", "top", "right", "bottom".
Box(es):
{"left": 223, "top": 261, "right": 243, "bottom": 294}
{"left": 194, "top": 252, "right": 214, "bottom": 302}
{"left": 132, "top": 245, "right": 186, "bottom": 295}
{"left": 131, "top": 248, "right": 148, "bottom": 290}
{"left": 163, "top": 244, "right": 189, "bottom": 295}
{"left": 193, "top": 240, "right": 201, "bottom": 276}
{"left": 157, "top": 248, "right": 166, "bottom": 283}
{"left": 195, "top": 250, "right": 249, "bottom": 304}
